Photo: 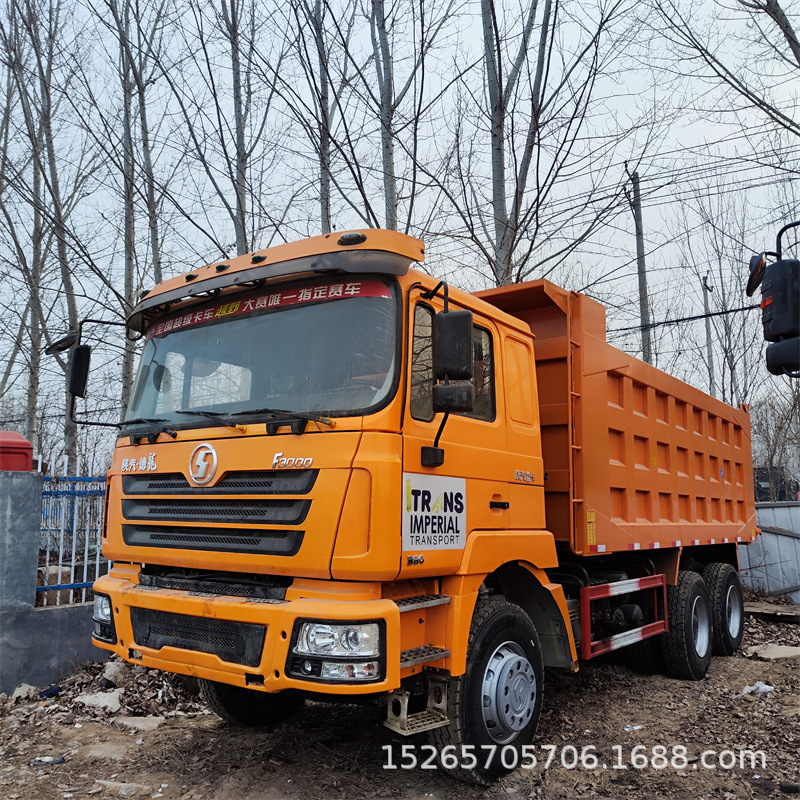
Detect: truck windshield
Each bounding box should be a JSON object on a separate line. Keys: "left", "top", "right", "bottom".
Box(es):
{"left": 124, "top": 278, "right": 398, "bottom": 428}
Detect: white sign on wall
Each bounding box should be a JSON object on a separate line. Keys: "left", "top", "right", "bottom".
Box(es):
{"left": 402, "top": 473, "right": 467, "bottom": 551}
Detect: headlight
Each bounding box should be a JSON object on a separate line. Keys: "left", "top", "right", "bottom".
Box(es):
{"left": 93, "top": 594, "right": 112, "bottom": 623}
{"left": 294, "top": 621, "right": 380, "bottom": 657}
{"left": 92, "top": 593, "right": 117, "bottom": 644}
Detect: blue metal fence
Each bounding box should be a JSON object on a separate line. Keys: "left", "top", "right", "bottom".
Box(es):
{"left": 38, "top": 476, "right": 109, "bottom": 606}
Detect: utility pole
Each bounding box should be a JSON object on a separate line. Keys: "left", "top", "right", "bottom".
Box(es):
{"left": 629, "top": 171, "right": 652, "bottom": 364}
{"left": 701, "top": 274, "right": 717, "bottom": 397}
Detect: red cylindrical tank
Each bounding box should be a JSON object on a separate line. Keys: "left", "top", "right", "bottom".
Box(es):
{"left": 0, "top": 431, "right": 33, "bottom": 471}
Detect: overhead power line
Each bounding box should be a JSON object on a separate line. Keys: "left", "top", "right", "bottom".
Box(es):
{"left": 608, "top": 304, "right": 759, "bottom": 334}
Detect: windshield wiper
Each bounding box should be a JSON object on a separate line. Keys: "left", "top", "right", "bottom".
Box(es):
{"left": 123, "top": 416, "right": 168, "bottom": 427}
{"left": 121, "top": 417, "right": 178, "bottom": 444}
{"left": 174, "top": 409, "right": 245, "bottom": 432}
{"left": 228, "top": 407, "right": 335, "bottom": 434}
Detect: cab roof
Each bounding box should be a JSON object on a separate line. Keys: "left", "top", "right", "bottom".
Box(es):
{"left": 128, "top": 229, "right": 425, "bottom": 334}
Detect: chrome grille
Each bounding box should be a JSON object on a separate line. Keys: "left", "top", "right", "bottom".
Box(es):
{"left": 122, "top": 497, "right": 309, "bottom": 525}
{"left": 123, "top": 469, "right": 317, "bottom": 495}
{"left": 120, "top": 468, "right": 315, "bottom": 557}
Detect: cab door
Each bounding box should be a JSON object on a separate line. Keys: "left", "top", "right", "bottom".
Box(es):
{"left": 400, "top": 299, "right": 510, "bottom": 578}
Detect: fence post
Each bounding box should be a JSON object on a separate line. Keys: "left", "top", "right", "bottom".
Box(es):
{"left": 0, "top": 436, "right": 45, "bottom": 693}
{"left": 0, "top": 440, "right": 107, "bottom": 693}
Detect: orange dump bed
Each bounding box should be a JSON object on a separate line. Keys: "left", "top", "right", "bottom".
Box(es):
{"left": 477, "top": 280, "right": 757, "bottom": 556}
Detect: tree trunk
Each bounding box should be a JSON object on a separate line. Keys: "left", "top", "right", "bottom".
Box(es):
{"left": 224, "top": 0, "right": 249, "bottom": 254}
{"left": 120, "top": 13, "right": 136, "bottom": 417}
{"left": 314, "top": 0, "right": 331, "bottom": 233}
{"left": 371, "top": 0, "right": 397, "bottom": 230}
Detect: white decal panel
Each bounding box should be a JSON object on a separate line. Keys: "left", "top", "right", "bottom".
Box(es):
{"left": 402, "top": 473, "right": 467, "bottom": 551}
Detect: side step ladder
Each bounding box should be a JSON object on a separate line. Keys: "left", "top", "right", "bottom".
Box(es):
{"left": 384, "top": 674, "right": 450, "bottom": 735}
{"left": 385, "top": 595, "right": 451, "bottom": 735}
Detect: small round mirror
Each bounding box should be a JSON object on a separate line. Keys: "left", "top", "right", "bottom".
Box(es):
{"left": 746, "top": 252, "right": 766, "bottom": 297}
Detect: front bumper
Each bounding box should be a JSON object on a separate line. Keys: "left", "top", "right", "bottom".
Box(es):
{"left": 93, "top": 567, "right": 402, "bottom": 695}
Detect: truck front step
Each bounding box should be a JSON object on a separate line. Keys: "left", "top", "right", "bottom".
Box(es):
{"left": 384, "top": 676, "right": 450, "bottom": 736}
{"left": 385, "top": 708, "right": 450, "bottom": 735}
{"left": 394, "top": 594, "right": 450, "bottom": 612}
{"left": 399, "top": 644, "right": 450, "bottom": 668}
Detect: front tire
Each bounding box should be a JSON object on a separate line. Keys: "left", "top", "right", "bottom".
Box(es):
{"left": 702, "top": 562, "right": 744, "bottom": 656}
{"left": 660, "top": 570, "right": 713, "bottom": 680}
{"left": 199, "top": 679, "right": 304, "bottom": 727}
{"left": 430, "top": 596, "right": 544, "bottom": 785}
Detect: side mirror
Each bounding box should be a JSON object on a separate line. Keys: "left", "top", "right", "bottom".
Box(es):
{"left": 45, "top": 331, "right": 80, "bottom": 355}
{"left": 746, "top": 252, "right": 767, "bottom": 297}
{"left": 68, "top": 344, "right": 91, "bottom": 398}
{"left": 766, "top": 338, "right": 800, "bottom": 375}
{"left": 433, "top": 383, "right": 475, "bottom": 413}
{"left": 432, "top": 309, "right": 474, "bottom": 414}
{"left": 434, "top": 309, "right": 473, "bottom": 381}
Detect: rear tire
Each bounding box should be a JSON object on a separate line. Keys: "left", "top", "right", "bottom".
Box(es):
{"left": 702, "top": 562, "right": 744, "bottom": 656}
{"left": 199, "top": 679, "right": 304, "bottom": 727}
{"left": 429, "top": 596, "right": 544, "bottom": 785}
{"left": 625, "top": 593, "right": 663, "bottom": 674}
{"left": 627, "top": 636, "right": 662, "bottom": 674}
{"left": 660, "top": 571, "right": 713, "bottom": 680}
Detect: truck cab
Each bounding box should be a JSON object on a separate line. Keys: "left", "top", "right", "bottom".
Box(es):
{"left": 79, "top": 229, "right": 754, "bottom": 785}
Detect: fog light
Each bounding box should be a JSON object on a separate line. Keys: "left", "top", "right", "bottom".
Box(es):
{"left": 320, "top": 661, "right": 379, "bottom": 681}
{"left": 301, "top": 660, "right": 313, "bottom": 675}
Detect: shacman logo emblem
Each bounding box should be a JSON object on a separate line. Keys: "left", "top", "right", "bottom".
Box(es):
{"left": 189, "top": 443, "right": 217, "bottom": 485}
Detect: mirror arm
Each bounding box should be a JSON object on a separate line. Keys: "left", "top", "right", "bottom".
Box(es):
{"left": 78, "top": 318, "right": 128, "bottom": 341}
{"left": 67, "top": 317, "right": 127, "bottom": 430}
{"left": 420, "top": 280, "right": 450, "bottom": 312}
{"left": 776, "top": 220, "right": 800, "bottom": 259}
{"left": 68, "top": 393, "right": 123, "bottom": 430}
{"left": 433, "top": 411, "right": 450, "bottom": 449}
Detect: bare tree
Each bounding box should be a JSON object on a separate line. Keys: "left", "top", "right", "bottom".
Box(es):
{"left": 751, "top": 382, "right": 800, "bottom": 480}
{"left": 261, "top": 0, "right": 360, "bottom": 233}
{"left": 156, "top": 0, "right": 288, "bottom": 256}
{"left": 83, "top": 0, "right": 172, "bottom": 410}
{"left": 651, "top": 0, "right": 800, "bottom": 139}
{"left": 672, "top": 186, "right": 764, "bottom": 405}
{"left": 0, "top": 0, "right": 86, "bottom": 468}
{"left": 435, "top": 0, "right": 645, "bottom": 286}
{"left": 256, "top": 0, "right": 463, "bottom": 234}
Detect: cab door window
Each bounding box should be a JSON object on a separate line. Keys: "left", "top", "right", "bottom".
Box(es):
{"left": 410, "top": 302, "right": 495, "bottom": 422}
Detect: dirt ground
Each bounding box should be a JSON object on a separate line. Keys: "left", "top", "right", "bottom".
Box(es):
{"left": 1, "top": 606, "right": 799, "bottom": 800}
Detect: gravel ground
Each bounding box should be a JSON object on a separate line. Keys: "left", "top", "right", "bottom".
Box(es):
{"left": 1, "top": 604, "right": 798, "bottom": 800}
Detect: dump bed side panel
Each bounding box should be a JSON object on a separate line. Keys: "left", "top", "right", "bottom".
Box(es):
{"left": 475, "top": 280, "right": 757, "bottom": 555}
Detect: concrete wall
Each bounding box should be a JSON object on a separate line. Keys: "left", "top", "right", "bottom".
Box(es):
{"left": 0, "top": 471, "right": 106, "bottom": 695}
{"left": 738, "top": 502, "right": 800, "bottom": 605}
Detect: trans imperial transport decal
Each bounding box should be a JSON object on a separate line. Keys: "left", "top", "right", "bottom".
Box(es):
{"left": 402, "top": 473, "right": 467, "bottom": 551}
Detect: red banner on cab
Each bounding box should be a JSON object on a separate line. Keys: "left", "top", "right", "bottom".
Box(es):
{"left": 147, "top": 279, "right": 391, "bottom": 339}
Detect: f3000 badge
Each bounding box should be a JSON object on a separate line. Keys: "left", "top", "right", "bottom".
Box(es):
{"left": 272, "top": 452, "right": 313, "bottom": 469}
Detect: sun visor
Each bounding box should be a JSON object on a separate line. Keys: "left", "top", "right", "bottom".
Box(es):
{"left": 127, "top": 249, "right": 416, "bottom": 335}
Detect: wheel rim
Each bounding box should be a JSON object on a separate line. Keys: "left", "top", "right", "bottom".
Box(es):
{"left": 481, "top": 641, "right": 537, "bottom": 744}
{"left": 691, "top": 595, "right": 711, "bottom": 658}
{"left": 725, "top": 584, "right": 743, "bottom": 639}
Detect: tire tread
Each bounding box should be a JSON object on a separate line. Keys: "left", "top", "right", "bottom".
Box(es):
{"left": 429, "top": 595, "right": 540, "bottom": 785}
{"left": 702, "top": 562, "right": 743, "bottom": 656}
{"left": 199, "top": 678, "right": 303, "bottom": 727}
{"left": 660, "top": 570, "right": 712, "bottom": 680}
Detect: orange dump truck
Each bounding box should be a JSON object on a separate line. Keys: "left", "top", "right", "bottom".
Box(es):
{"left": 66, "top": 230, "right": 755, "bottom": 784}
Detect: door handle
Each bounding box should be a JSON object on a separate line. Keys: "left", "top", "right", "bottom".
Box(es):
{"left": 489, "top": 501, "right": 510, "bottom": 510}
